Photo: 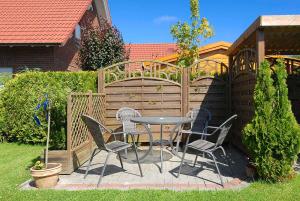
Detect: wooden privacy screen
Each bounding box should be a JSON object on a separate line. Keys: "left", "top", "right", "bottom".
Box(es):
{"left": 99, "top": 60, "right": 229, "bottom": 142}
{"left": 188, "top": 60, "right": 229, "bottom": 126}
{"left": 99, "top": 61, "right": 183, "bottom": 141}
{"left": 50, "top": 92, "right": 106, "bottom": 174}
{"left": 230, "top": 49, "right": 257, "bottom": 151}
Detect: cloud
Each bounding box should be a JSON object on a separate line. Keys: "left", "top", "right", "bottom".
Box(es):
{"left": 153, "top": 15, "right": 178, "bottom": 24}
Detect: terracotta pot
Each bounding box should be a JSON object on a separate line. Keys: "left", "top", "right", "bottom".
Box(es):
{"left": 30, "top": 163, "right": 62, "bottom": 189}
{"left": 245, "top": 163, "right": 257, "bottom": 178}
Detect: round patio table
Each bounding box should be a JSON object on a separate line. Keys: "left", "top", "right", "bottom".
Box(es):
{"left": 131, "top": 116, "right": 192, "bottom": 173}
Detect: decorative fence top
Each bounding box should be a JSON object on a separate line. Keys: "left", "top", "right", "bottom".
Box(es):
{"left": 102, "top": 59, "right": 229, "bottom": 86}
{"left": 231, "top": 48, "right": 257, "bottom": 78}
{"left": 189, "top": 59, "right": 229, "bottom": 82}
{"left": 102, "top": 60, "right": 183, "bottom": 85}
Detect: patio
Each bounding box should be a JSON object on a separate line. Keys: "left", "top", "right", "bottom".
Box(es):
{"left": 22, "top": 145, "right": 249, "bottom": 190}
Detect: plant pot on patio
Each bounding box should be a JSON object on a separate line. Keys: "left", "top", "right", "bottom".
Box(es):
{"left": 30, "top": 163, "right": 62, "bottom": 188}
{"left": 245, "top": 162, "right": 257, "bottom": 178}
{"left": 30, "top": 95, "right": 62, "bottom": 188}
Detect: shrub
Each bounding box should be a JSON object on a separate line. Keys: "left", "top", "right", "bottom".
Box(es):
{"left": 243, "top": 60, "right": 300, "bottom": 182}
{"left": 79, "top": 19, "right": 129, "bottom": 70}
{"left": 0, "top": 71, "right": 97, "bottom": 149}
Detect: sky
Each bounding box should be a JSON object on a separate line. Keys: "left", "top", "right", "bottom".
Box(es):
{"left": 108, "top": 0, "right": 300, "bottom": 45}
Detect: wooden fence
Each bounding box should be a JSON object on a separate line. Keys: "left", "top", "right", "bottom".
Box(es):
{"left": 99, "top": 60, "right": 229, "bottom": 141}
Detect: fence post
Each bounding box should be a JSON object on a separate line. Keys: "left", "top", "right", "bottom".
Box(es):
{"left": 66, "top": 93, "right": 72, "bottom": 168}
{"left": 182, "top": 67, "right": 189, "bottom": 116}
{"left": 98, "top": 69, "right": 105, "bottom": 93}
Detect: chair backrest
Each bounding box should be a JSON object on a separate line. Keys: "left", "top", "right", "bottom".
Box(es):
{"left": 187, "top": 108, "right": 211, "bottom": 133}
{"left": 81, "top": 114, "right": 109, "bottom": 150}
{"left": 116, "top": 107, "right": 142, "bottom": 133}
{"left": 214, "top": 114, "right": 238, "bottom": 147}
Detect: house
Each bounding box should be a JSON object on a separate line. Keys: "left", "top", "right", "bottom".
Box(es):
{"left": 125, "top": 41, "right": 231, "bottom": 70}
{"left": 125, "top": 43, "right": 178, "bottom": 61}
{"left": 157, "top": 41, "right": 231, "bottom": 66}
{"left": 0, "top": 0, "right": 111, "bottom": 74}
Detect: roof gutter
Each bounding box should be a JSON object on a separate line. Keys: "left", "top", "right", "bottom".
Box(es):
{"left": 0, "top": 43, "right": 61, "bottom": 47}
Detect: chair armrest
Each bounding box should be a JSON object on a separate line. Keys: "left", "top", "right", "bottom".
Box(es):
{"left": 111, "top": 131, "right": 126, "bottom": 135}
{"left": 180, "top": 130, "right": 213, "bottom": 136}
{"left": 206, "top": 126, "right": 219, "bottom": 129}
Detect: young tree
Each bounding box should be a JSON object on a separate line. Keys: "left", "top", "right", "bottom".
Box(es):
{"left": 171, "top": 0, "right": 214, "bottom": 67}
{"left": 272, "top": 59, "right": 300, "bottom": 176}
{"left": 243, "top": 60, "right": 300, "bottom": 182}
{"left": 79, "top": 19, "right": 129, "bottom": 70}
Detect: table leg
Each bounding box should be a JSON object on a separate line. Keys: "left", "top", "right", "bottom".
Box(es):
{"left": 160, "top": 124, "right": 163, "bottom": 173}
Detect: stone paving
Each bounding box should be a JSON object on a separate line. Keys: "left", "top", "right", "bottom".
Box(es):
{"left": 21, "top": 145, "right": 250, "bottom": 191}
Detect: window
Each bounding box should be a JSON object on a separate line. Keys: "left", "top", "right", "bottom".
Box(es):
{"left": 87, "top": 4, "right": 93, "bottom": 12}
{"left": 75, "top": 24, "right": 81, "bottom": 40}
{"left": 0, "top": 67, "right": 13, "bottom": 88}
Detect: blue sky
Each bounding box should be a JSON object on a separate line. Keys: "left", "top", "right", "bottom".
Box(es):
{"left": 108, "top": 0, "right": 300, "bottom": 44}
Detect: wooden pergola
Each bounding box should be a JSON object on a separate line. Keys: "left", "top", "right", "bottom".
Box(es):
{"left": 228, "top": 15, "right": 300, "bottom": 65}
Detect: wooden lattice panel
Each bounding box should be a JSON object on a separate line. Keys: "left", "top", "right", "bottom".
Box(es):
{"left": 68, "top": 93, "right": 106, "bottom": 151}
{"left": 92, "top": 94, "right": 106, "bottom": 124}
{"left": 70, "top": 94, "right": 89, "bottom": 150}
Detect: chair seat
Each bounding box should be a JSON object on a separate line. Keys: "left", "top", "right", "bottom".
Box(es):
{"left": 187, "top": 139, "right": 215, "bottom": 151}
{"left": 106, "top": 141, "right": 131, "bottom": 152}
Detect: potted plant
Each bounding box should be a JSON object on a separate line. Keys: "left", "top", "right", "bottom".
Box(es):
{"left": 245, "top": 158, "right": 257, "bottom": 179}
{"left": 30, "top": 95, "right": 62, "bottom": 188}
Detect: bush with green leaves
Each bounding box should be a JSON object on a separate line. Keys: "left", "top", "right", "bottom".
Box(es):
{"left": 243, "top": 60, "right": 300, "bottom": 182}
{"left": 0, "top": 71, "right": 97, "bottom": 149}
{"left": 79, "top": 19, "right": 129, "bottom": 70}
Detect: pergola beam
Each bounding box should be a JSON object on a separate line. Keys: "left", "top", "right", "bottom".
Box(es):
{"left": 256, "top": 29, "right": 265, "bottom": 65}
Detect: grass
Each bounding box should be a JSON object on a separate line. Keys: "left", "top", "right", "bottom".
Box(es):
{"left": 0, "top": 143, "right": 300, "bottom": 201}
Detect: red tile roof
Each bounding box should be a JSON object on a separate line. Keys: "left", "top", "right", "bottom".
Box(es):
{"left": 0, "top": 0, "right": 92, "bottom": 44}
{"left": 125, "top": 43, "right": 178, "bottom": 61}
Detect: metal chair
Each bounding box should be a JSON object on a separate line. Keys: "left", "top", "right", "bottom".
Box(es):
{"left": 116, "top": 107, "right": 152, "bottom": 159}
{"left": 172, "top": 108, "right": 211, "bottom": 154}
{"left": 177, "top": 114, "right": 237, "bottom": 187}
{"left": 187, "top": 107, "right": 212, "bottom": 139}
{"left": 81, "top": 115, "right": 143, "bottom": 187}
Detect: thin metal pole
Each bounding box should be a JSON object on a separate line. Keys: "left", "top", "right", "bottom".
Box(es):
{"left": 45, "top": 100, "right": 51, "bottom": 168}
{"left": 160, "top": 124, "right": 163, "bottom": 173}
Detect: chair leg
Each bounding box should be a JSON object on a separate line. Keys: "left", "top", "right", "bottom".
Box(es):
{"left": 131, "top": 136, "right": 143, "bottom": 177}
{"left": 193, "top": 154, "right": 198, "bottom": 167}
{"left": 118, "top": 152, "right": 124, "bottom": 169}
{"left": 124, "top": 134, "right": 128, "bottom": 159}
{"left": 177, "top": 145, "right": 188, "bottom": 178}
{"left": 97, "top": 152, "right": 111, "bottom": 187}
{"left": 84, "top": 148, "right": 99, "bottom": 179}
{"left": 219, "top": 146, "right": 233, "bottom": 177}
{"left": 210, "top": 153, "right": 224, "bottom": 187}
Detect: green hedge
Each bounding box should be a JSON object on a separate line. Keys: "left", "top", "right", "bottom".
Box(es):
{"left": 0, "top": 71, "right": 97, "bottom": 149}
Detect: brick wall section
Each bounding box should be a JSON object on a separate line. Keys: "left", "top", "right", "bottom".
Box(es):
{"left": 0, "top": 46, "right": 54, "bottom": 72}
{"left": 0, "top": 5, "right": 100, "bottom": 72}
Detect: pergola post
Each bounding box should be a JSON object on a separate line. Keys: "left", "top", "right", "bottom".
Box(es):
{"left": 256, "top": 28, "right": 265, "bottom": 66}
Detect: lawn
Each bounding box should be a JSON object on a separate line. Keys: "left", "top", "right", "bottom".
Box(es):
{"left": 0, "top": 143, "right": 300, "bottom": 201}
